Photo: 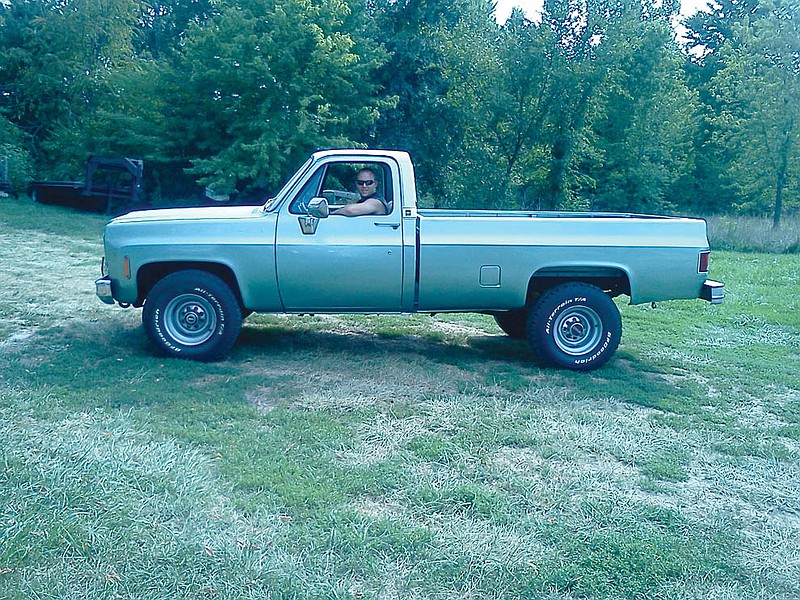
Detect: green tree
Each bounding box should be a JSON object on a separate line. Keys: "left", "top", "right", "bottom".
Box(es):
{"left": 369, "top": 0, "right": 491, "bottom": 205}
{"left": 161, "top": 0, "right": 391, "bottom": 196}
{"left": 709, "top": 2, "right": 800, "bottom": 227}
{"left": 135, "top": 0, "right": 218, "bottom": 59}
{"left": 542, "top": 0, "right": 696, "bottom": 213}
{"left": 539, "top": 0, "right": 611, "bottom": 210}
{"left": 682, "top": 0, "right": 764, "bottom": 65}
{"left": 587, "top": 2, "right": 698, "bottom": 213}
{"left": 0, "top": 116, "right": 34, "bottom": 193}
{"left": 681, "top": 0, "right": 769, "bottom": 215}
{"left": 0, "top": 0, "right": 141, "bottom": 175}
{"left": 434, "top": 7, "right": 559, "bottom": 208}
{"left": 400, "top": 0, "right": 697, "bottom": 213}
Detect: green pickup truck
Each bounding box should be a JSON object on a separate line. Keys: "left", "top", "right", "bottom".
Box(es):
{"left": 95, "top": 149, "right": 723, "bottom": 370}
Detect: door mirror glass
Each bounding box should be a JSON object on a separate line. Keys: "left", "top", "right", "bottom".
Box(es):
{"left": 307, "top": 197, "right": 330, "bottom": 218}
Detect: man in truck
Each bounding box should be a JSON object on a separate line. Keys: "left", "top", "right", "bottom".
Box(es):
{"left": 333, "top": 168, "right": 390, "bottom": 216}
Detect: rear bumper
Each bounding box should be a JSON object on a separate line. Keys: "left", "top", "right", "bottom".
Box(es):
{"left": 700, "top": 280, "right": 724, "bottom": 304}
{"left": 95, "top": 276, "right": 115, "bottom": 305}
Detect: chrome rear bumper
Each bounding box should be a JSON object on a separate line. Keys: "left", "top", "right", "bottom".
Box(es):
{"left": 700, "top": 280, "right": 724, "bottom": 304}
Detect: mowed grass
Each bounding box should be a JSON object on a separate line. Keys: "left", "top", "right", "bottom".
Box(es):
{"left": 0, "top": 197, "right": 798, "bottom": 599}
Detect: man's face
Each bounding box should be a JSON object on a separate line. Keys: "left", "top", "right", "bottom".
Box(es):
{"left": 355, "top": 170, "right": 377, "bottom": 198}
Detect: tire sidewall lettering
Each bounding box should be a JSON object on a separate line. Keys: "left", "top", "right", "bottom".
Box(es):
{"left": 193, "top": 286, "right": 226, "bottom": 336}
{"left": 153, "top": 306, "right": 182, "bottom": 353}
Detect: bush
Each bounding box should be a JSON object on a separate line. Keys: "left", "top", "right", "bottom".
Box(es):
{"left": 0, "top": 118, "right": 34, "bottom": 194}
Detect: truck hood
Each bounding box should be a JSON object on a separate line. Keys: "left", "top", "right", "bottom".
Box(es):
{"left": 110, "top": 205, "right": 264, "bottom": 224}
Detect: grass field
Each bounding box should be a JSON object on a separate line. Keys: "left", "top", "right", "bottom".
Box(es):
{"left": 1, "top": 197, "right": 798, "bottom": 599}
{"left": 705, "top": 214, "right": 800, "bottom": 254}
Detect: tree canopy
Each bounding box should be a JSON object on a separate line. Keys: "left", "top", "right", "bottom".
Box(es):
{"left": 1, "top": 0, "right": 797, "bottom": 222}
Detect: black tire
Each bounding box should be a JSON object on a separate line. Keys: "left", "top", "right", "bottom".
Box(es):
{"left": 493, "top": 308, "right": 529, "bottom": 340}
{"left": 526, "top": 282, "right": 621, "bottom": 371}
{"left": 142, "top": 270, "right": 242, "bottom": 361}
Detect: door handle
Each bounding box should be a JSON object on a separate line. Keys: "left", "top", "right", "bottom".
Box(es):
{"left": 374, "top": 222, "right": 400, "bottom": 230}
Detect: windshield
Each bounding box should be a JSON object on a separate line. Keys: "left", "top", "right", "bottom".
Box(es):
{"left": 262, "top": 157, "right": 314, "bottom": 212}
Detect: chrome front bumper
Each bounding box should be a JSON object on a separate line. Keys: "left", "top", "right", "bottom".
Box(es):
{"left": 701, "top": 280, "right": 725, "bottom": 304}
{"left": 95, "top": 276, "right": 115, "bottom": 305}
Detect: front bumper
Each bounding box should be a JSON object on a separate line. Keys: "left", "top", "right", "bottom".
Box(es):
{"left": 95, "top": 276, "right": 115, "bottom": 305}
{"left": 700, "top": 279, "right": 725, "bottom": 304}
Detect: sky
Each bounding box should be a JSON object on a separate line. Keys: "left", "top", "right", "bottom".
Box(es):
{"left": 493, "top": 0, "right": 714, "bottom": 23}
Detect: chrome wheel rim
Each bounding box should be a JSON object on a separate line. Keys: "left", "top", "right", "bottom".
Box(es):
{"left": 553, "top": 306, "right": 603, "bottom": 356}
{"left": 164, "top": 294, "right": 217, "bottom": 346}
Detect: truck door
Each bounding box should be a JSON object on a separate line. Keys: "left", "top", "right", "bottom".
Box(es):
{"left": 275, "top": 160, "right": 404, "bottom": 311}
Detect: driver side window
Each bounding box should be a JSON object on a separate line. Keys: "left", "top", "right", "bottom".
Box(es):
{"left": 289, "top": 161, "right": 393, "bottom": 215}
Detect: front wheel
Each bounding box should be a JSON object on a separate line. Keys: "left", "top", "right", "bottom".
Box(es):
{"left": 526, "top": 282, "right": 621, "bottom": 371}
{"left": 142, "top": 270, "right": 242, "bottom": 361}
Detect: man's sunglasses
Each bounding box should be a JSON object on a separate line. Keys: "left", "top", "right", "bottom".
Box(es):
{"left": 355, "top": 179, "right": 375, "bottom": 186}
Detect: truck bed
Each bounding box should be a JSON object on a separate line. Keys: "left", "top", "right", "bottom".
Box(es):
{"left": 415, "top": 209, "right": 710, "bottom": 308}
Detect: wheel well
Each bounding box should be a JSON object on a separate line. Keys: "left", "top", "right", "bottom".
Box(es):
{"left": 135, "top": 262, "right": 244, "bottom": 308}
{"left": 526, "top": 268, "right": 631, "bottom": 306}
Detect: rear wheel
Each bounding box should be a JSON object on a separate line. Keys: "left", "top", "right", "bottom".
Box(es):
{"left": 526, "top": 282, "right": 621, "bottom": 371}
{"left": 142, "top": 270, "right": 242, "bottom": 361}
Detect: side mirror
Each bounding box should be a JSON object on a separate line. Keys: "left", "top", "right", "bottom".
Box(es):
{"left": 307, "top": 197, "right": 330, "bottom": 219}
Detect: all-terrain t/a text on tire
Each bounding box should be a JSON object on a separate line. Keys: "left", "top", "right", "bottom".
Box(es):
{"left": 526, "top": 282, "right": 622, "bottom": 371}
{"left": 142, "top": 270, "right": 242, "bottom": 361}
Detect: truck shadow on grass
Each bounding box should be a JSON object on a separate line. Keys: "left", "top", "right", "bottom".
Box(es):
{"left": 0, "top": 316, "right": 694, "bottom": 417}
{"left": 235, "top": 316, "right": 536, "bottom": 366}
{"left": 234, "top": 318, "right": 691, "bottom": 413}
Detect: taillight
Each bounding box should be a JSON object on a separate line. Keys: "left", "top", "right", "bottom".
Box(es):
{"left": 699, "top": 251, "right": 710, "bottom": 273}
